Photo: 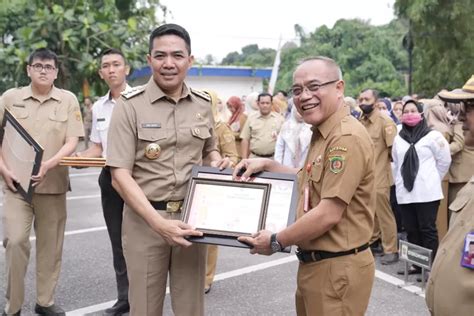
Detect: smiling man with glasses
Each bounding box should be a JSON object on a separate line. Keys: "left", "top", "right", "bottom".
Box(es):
{"left": 236, "top": 56, "right": 376, "bottom": 315}
{"left": 0, "top": 48, "right": 84, "bottom": 316}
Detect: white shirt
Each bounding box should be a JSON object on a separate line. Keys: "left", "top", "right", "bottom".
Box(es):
{"left": 89, "top": 85, "right": 131, "bottom": 157}
{"left": 392, "top": 130, "right": 451, "bottom": 204}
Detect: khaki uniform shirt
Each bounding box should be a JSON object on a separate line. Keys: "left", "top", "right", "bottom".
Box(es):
{"left": 215, "top": 122, "right": 239, "bottom": 166}
{"left": 426, "top": 176, "right": 474, "bottom": 315}
{"left": 0, "top": 85, "right": 84, "bottom": 194}
{"left": 449, "top": 123, "right": 474, "bottom": 183}
{"left": 240, "top": 111, "right": 284, "bottom": 156}
{"left": 360, "top": 109, "right": 396, "bottom": 188}
{"left": 106, "top": 78, "right": 218, "bottom": 201}
{"left": 297, "top": 106, "right": 375, "bottom": 252}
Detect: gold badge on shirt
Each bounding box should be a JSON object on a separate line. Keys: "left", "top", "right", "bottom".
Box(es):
{"left": 145, "top": 143, "right": 161, "bottom": 160}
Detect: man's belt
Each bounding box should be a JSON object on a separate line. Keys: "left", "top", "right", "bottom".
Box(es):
{"left": 251, "top": 151, "right": 274, "bottom": 158}
{"left": 296, "top": 243, "right": 370, "bottom": 264}
{"left": 149, "top": 200, "right": 183, "bottom": 213}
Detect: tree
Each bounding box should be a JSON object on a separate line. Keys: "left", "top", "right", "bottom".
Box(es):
{"left": 221, "top": 44, "right": 276, "bottom": 68}
{"left": 0, "top": 0, "right": 164, "bottom": 98}
{"left": 395, "top": 0, "right": 474, "bottom": 96}
{"left": 275, "top": 19, "right": 408, "bottom": 98}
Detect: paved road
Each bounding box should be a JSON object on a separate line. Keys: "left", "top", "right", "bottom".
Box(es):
{"left": 0, "top": 167, "right": 431, "bottom": 315}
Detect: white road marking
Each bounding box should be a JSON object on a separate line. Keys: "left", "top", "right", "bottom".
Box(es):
{"left": 65, "top": 255, "right": 425, "bottom": 315}
{"left": 0, "top": 194, "right": 101, "bottom": 207}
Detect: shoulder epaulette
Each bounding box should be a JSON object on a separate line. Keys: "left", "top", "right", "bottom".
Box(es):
{"left": 190, "top": 88, "right": 211, "bottom": 102}
{"left": 341, "top": 116, "right": 353, "bottom": 136}
{"left": 121, "top": 85, "right": 145, "bottom": 99}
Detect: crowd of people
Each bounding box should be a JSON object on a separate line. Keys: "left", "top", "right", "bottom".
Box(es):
{"left": 0, "top": 21, "right": 473, "bottom": 316}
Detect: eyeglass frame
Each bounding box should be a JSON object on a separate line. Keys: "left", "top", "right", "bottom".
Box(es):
{"left": 29, "top": 63, "right": 57, "bottom": 73}
{"left": 290, "top": 79, "right": 340, "bottom": 97}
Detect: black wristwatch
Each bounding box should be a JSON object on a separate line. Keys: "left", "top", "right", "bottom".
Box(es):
{"left": 270, "top": 233, "right": 283, "bottom": 253}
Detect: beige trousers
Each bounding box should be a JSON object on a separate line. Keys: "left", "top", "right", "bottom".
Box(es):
{"left": 122, "top": 206, "right": 206, "bottom": 316}
{"left": 205, "top": 245, "right": 218, "bottom": 289}
{"left": 295, "top": 249, "right": 374, "bottom": 316}
{"left": 3, "top": 190, "right": 66, "bottom": 314}
{"left": 370, "top": 188, "right": 398, "bottom": 253}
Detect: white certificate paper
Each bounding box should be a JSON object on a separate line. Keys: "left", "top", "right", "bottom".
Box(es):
{"left": 187, "top": 182, "right": 265, "bottom": 235}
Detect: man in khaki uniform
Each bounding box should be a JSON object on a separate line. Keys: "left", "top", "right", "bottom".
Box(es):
{"left": 106, "top": 24, "right": 230, "bottom": 316}
{"left": 358, "top": 88, "right": 399, "bottom": 264}
{"left": 240, "top": 92, "right": 284, "bottom": 159}
{"left": 202, "top": 90, "right": 239, "bottom": 293}
{"left": 237, "top": 56, "right": 375, "bottom": 315}
{"left": 426, "top": 78, "right": 474, "bottom": 315}
{"left": 0, "top": 48, "right": 84, "bottom": 316}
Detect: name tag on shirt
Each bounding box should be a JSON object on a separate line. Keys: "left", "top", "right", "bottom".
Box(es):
{"left": 12, "top": 104, "right": 25, "bottom": 108}
{"left": 97, "top": 118, "right": 106, "bottom": 122}
{"left": 460, "top": 231, "right": 474, "bottom": 269}
{"left": 141, "top": 123, "right": 161, "bottom": 128}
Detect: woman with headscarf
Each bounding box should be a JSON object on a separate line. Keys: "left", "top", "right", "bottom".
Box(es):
{"left": 227, "top": 96, "right": 247, "bottom": 159}
{"left": 202, "top": 90, "right": 239, "bottom": 294}
{"left": 376, "top": 98, "right": 399, "bottom": 124}
{"left": 274, "top": 106, "right": 312, "bottom": 168}
{"left": 392, "top": 100, "right": 451, "bottom": 276}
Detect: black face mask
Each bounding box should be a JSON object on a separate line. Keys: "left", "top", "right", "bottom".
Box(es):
{"left": 360, "top": 104, "right": 374, "bottom": 115}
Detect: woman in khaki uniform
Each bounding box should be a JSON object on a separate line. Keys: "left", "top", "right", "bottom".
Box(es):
{"left": 203, "top": 90, "right": 239, "bottom": 293}
{"left": 426, "top": 77, "right": 474, "bottom": 316}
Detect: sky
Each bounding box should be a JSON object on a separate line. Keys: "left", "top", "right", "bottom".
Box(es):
{"left": 159, "top": 0, "right": 396, "bottom": 62}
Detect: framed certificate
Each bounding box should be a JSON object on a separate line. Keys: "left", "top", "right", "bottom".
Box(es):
{"left": 0, "top": 109, "right": 43, "bottom": 203}
{"left": 186, "top": 166, "right": 298, "bottom": 252}
{"left": 182, "top": 177, "right": 271, "bottom": 248}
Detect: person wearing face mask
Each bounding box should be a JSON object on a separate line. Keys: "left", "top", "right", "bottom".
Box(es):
{"left": 376, "top": 98, "right": 399, "bottom": 124}
{"left": 392, "top": 100, "right": 451, "bottom": 277}
{"left": 359, "top": 88, "right": 399, "bottom": 265}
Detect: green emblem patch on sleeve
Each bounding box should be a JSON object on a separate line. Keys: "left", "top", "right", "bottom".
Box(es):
{"left": 329, "top": 155, "right": 345, "bottom": 174}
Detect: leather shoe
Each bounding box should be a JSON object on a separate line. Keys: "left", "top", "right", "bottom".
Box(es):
{"left": 381, "top": 253, "right": 399, "bottom": 265}
{"left": 204, "top": 285, "right": 212, "bottom": 294}
{"left": 397, "top": 265, "right": 421, "bottom": 275}
{"left": 104, "top": 300, "right": 129, "bottom": 316}
{"left": 2, "top": 310, "right": 21, "bottom": 316}
{"left": 34, "top": 304, "right": 65, "bottom": 316}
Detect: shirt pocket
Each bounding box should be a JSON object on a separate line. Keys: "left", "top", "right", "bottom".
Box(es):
{"left": 449, "top": 193, "right": 471, "bottom": 214}
{"left": 137, "top": 128, "right": 167, "bottom": 160}
{"left": 48, "top": 108, "right": 68, "bottom": 131}
{"left": 10, "top": 106, "right": 29, "bottom": 120}
{"left": 188, "top": 124, "right": 212, "bottom": 158}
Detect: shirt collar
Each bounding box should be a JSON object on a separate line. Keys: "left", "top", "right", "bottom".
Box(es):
{"left": 313, "top": 105, "right": 350, "bottom": 139}
{"left": 362, "top": 107, "right": 378, "bottom": 123}
{"left": 146, "top": 78, "right": 191, "bottom": 104}
{"left": 106, "top": 84, "right": 132, "bottom": 101}
{"left": 23, "top": 85, "right": 61, "bottom": 102}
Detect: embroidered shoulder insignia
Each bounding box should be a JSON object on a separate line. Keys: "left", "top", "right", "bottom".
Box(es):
{"left": 191, "top": 88, "right": 211, "bottom": 102}
{"left": 121, "top": 85, "right": 145, "bottom": 99}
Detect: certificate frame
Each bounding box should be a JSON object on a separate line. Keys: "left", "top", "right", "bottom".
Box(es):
{"left": 182, "top": 177, "right": 271, "bottom": 248}
{"left": 187, "top": 166, "right": 298, "bottom": 252}
{"left": 0, "top": 109, "right": 43, "bottom": 203}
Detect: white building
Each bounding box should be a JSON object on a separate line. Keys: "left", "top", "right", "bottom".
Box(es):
{"left": 129, "top": 65, "right": 272, "bottom": 102}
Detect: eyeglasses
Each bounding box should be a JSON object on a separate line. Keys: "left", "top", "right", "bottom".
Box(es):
{"left": 30, "top": 63, "right": 56, "bottom": 73}
{"left": 291, "top": 79, "right": 339, "bottom": 97}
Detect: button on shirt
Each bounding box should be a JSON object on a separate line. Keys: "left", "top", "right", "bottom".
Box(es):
{"left": 89, "top": 85, "right": 132, "bottom": 158}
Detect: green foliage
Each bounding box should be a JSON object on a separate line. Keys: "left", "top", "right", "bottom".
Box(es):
{"left": 221, "top": 44, "right": 276, "bottom": 68}
{"left": 0, "top": 0, "right": 164, "bottom": 98}
{"left": 275, "top": 19, "right": 409, "bottom": 98}
{"left": 395, "top": 0, "right": 474, "bottom": 97}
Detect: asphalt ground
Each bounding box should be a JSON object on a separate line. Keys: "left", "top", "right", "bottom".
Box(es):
{"left": 0, "top": 162, "right": 431, "bottom": 315}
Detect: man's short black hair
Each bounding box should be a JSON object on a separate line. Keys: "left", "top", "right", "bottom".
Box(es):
{"left": 258, "top": 92, "right": 273, "bottom": 103}
{"left": 100, "top": 48, "right": 127, "bottom": 64}
{"left": 28, "top": 48, "right": 58, "bottom": 68}
{"left": 149, "top": 23, "right": 191, "bottom": 54}
{"left": 361, "top": 88, "right": 380, "bottom": 100}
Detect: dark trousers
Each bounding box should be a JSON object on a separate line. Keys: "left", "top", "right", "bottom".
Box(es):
{"left": 99, "top": 167, "right": 128, "bottom": 301}
{"left": 389, "top": 185, "right": 403, "bottom": 232}
{"left": 400, "top": 200, "right": 440, "bottom": 259}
